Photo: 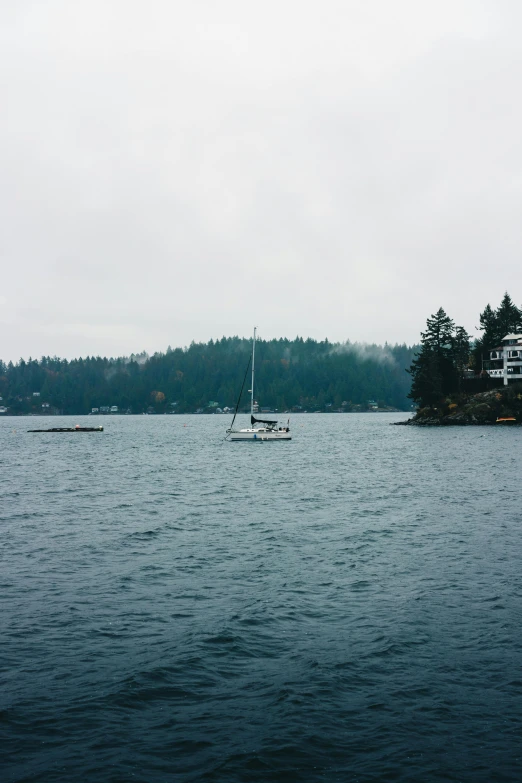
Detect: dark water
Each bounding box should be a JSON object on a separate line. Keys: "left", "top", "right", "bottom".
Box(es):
{"left": 2, "top": 413, "right": 522, "bottom": 782}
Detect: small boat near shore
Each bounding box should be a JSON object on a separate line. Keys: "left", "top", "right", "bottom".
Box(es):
{"left": 495, "top": 417, "right": 516, "bottom": 424}
{"left": 28, "top": 426, "right": 104, "bottom": 433}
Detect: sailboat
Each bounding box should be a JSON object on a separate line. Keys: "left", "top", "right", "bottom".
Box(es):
{"left": 226, "top": 328, "right": 292, "bottom": 441}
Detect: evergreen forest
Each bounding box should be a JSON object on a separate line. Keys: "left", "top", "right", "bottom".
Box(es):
{"left": 0, "top": 338, "right": 416, "bottom": 416}
{"left": 4, "top": 292, "right": 519, "bottom": 416}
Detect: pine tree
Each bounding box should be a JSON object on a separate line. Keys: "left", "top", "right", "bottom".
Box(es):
{"left": 473, "top": 293, "right": 522, "bottom": 370}
{"left": 495, "top": 292, "right": 522, "bottom": 340}
{"left": 408, "top": 308, "right": 460, "bottom": 405}
{"left": 408, "top": 348, "right": 444, "bottom": 405}
{"left": 452, "top": 326, "right": 471, "bottom": 390}
{"left": 479, "top": 303, "right": 497, "bottom": 345}
{"left": 421, "top": 308, "right": 455, "bottom": 353}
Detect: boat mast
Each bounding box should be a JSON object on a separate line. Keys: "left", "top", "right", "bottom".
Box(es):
{"left": 251, "top": 327, "right": 256, "bottom": 418}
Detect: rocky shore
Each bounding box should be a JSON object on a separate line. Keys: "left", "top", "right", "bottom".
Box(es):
{"left": 396, "top": 384, "right": 522, "bottom": 425}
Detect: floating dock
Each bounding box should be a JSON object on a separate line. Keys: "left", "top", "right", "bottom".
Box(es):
{"left": 27, "top": 426, "right": 104, "bottom": 433}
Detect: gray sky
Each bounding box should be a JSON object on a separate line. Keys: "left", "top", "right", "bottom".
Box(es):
{"left": 2, "top": 0, "right": 521, "bottom": 361}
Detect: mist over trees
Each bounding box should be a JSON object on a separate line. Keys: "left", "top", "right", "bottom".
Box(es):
{"left": 4, "top": 295, "right": 521, "bottom": 416}
{"left": 0, "top": 337, "right": 416, "bottom": 415}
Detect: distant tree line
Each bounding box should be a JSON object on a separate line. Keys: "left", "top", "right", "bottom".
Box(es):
{"left": 0, "top": 337, "right": 416, "bottom": 415}
{"left": 409, "top": 292, "right": 522, "bottom": 407}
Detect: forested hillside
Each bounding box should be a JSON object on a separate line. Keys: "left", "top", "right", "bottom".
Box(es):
{"left": 0, "top": 337, "right": 416, "bottom": 415}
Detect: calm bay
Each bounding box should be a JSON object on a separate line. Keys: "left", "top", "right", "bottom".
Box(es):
{"left": 1, "top": 413, "right": 521, "bottom": 782}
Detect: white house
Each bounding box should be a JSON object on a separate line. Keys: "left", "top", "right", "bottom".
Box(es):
{"left": 487, "top": 334, "right": 522, "bottom": 385}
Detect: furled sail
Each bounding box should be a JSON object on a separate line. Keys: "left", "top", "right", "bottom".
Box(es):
{"left": 251, "top": 415, "right": 277, "bottom": 426}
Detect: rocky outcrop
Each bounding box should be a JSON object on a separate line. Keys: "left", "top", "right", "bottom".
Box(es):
{"left": 396, "top": 386, "right": 522, "bottom": 425}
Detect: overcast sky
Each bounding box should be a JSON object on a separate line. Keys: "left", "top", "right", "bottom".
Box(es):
{"left": 2, "top": 0, "right": 522, "bottom": 360}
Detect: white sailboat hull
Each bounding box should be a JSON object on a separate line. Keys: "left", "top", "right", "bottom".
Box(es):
{"left": 228, "top": 429, "right": 291, "bottom": 441}
{"left": 226, "top": 327, "right": 292, "bottom": 441}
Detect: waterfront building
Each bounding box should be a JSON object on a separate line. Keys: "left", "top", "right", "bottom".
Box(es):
{"left": 486, "top": 334, "right": 522, "bottom": 385}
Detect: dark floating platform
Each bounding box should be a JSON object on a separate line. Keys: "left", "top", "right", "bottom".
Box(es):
{"left": 27, "top": 426, "right": 104, "bottom": 433}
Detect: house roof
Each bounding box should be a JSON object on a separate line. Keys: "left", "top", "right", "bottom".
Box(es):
{"left": 502, "top": 334, "right": 522, "bottom": 341}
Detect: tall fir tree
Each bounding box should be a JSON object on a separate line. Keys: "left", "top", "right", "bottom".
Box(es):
{"left": 452, "top": 325, "right": 471, "bottom": 391}
{"left": 479, "top": 303, "right": 497, "bottom": 344}
{"left": 408, "top": 308, "right": 469, "bottom": 405}
{"left": 495, "top": 292, "right": 522, "bottom": 339}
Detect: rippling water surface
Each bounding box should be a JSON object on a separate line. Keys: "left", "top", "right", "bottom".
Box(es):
{"left": 2, "top": 413, "right": 522, "bottom": 782}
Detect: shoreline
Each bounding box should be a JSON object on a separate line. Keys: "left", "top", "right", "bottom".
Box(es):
{"left": 394, "top": 385, "right": 522, "bottom": 426}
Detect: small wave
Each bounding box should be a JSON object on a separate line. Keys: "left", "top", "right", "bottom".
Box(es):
{"left": 125, "top": 529, "right": 161, "bottom": 541}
